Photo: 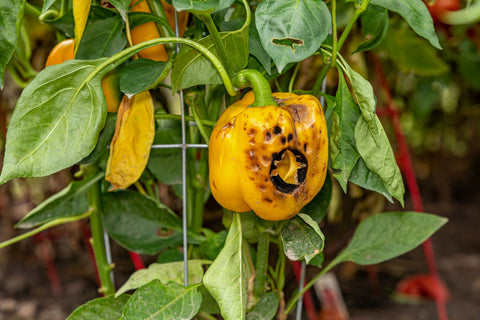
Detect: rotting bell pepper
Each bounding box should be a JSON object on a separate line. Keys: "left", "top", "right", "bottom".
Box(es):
{"left": 209, "top": 70, "right": 329, "bottom": 221}
{"left": 45, "top": 39, "right": 123, "bottom": 113}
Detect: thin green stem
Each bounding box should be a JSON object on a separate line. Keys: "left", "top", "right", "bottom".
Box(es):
{"left": 336, "top": 0, "right": 370, "bottom": 56}
{"left": 89, "top": 37, "right": 236, "bottom": 96}
{"left": 6, "top": 65, "right": 29, "bottom": 88}
{"left": 330, "top": 0, "right": 338, "bottom": 68}
{"left": 233, "top": 69, "right": 277, "bottom": 107}
{"left": 198, "top": 13, "right": 234, "bottom": 77}
{"left": 311, "top": 64, "right": 330, "bottom": 96}
{"left": 288, "top": 63, "right": 301, "bottom": 93}
{"left": 84, "top": 165, "right": 115, "bottom": 296}
{"left": 154, "top": 112, "right": 217, "bottom": 127}
{"left": 24, "top": 2, "right": 42, "bottom": 17}
{"left": 284, "top": 258, "right": 340, "bottom": 315}
{"left": 253, "top": 232, "right": 270, "bottom": 298}
{"left": 0, "top": 210, "right": 92, "bottom": 250}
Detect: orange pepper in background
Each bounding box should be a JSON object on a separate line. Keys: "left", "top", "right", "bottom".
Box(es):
{"left": 45, "top": 39, "right": 122, "bottom": 113}
{"left": 129, "top": 0, "right": 189, "bottom": 61}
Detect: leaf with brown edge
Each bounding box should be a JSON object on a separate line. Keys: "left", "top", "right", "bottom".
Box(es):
{"left": 106, "top": 91, "right": 155, "bottom": 190}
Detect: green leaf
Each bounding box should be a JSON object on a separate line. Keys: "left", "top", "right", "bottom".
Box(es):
{"left": 381, "top": 25, "right": 449, "bottom": 76}
{"left": 342, "top": 63, "right": 377, "bottom": 134}
{"left": 355, "top": 4, "right": 388, "bottom": 53}
{"left": 349, "top": 158, "right": 393, "bottom": 203}
{"left": 301, "top": 171, "right": 332, "bottom": 222}
{"left": 249, "top": 19, "right": 272, "bottom": 74}
{"left": 0, "top": 59, "right": 109, "bottom": 184}
{"left": 66, "top": 295, "right": 129, "bottom": 320}
{"left": 280, "top": 214, "right": 324, "bottom": 264}
{"left": 332, "top": 211, "right": 447, "bottom": 265}
{"left": 199, "top": 229, "right": 227, "bottom": 261}
{"left": 172, "top": 21, "right": 249, "bottom": 91}
{"left": 120, "top": 59, "right": 169, "bottom": 96}
{"left": 172, "top": 0, "right": 219, "bottom": 13}
{"left": 147, "top": 117, "right": 182, "bottom": 185}
{"left": 116, "top": 260, "right": 210, "bottom": 296}
{"left": 246, "top": 292, "right": 279, "bottom": 320}
{"left": 331, "top": 72, "right": 361, "bottom": 192}
{"left": 76, "top": 15, "right": 127, "bottom": 59}
{"left": 79, "top": 112, "right": 117, "bottom": 165}
{"left": 355, "top": 116, "right": 405, "bottom": 205}
{"left": 0, "top": 0, "right": 25, "bottom": 89}
{"left": 255, "top": 0, "right": 331, "bottom": 72}
{"left": 102, "top": 190, "right": 186, "bottom": 255}
{"left": 121, "top": 280, "right": 202, "bottom": 320}
{"left": 15, "top": 172, "right": 104, "bottom": 229}
{"left": 458, "top": 40, "right": 480, "bottom": 91}
{"left": 109, "top": 0, "right": 130, "bottom": 20}
{"left": 370, "top": 0, "right": 441, "bottom": 49}
{"left": 203, "top": 213, "right": 247, "bottom": 320}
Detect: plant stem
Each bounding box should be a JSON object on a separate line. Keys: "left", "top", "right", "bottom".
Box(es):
{"left": 288, "top": 63, "right": 301, "bottom": 93}
{"left": 0, "top": 210, "right": 92, "bottom": 250}
{"left": 311, "top": 63, "right": 330, "bottom": 96}
{"left": 233, "top": 69, "right": 277, "bottom": 107}
{"left": 253, "top": 232, "right": 270, "bottom": 298}
{"left": 335, "top": 0, "right": 370, "bottom": 58}
{"left": 84, "top": 164, "right": 115, "bottom": 296}
{"left": 154, "top": 113, "right": 217, "bottom": 127}
{"left": 331, "top": 0, "right": 338, "bottom": 68}
{"left": 197, "top": 13, "right": 234, "bottom": 77}
{"left": 24, "top": 2, "right": 41, "bottom": 17}
{"left": 284, "top": 258, "right": 339, "bottom": 315}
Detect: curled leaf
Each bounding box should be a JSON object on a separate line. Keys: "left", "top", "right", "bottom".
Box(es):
{"left": 106, "top": 91, "right": 155, "bottom": 189}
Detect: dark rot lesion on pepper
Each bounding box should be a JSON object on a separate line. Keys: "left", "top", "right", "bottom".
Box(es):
{"left": 270, "top": 148, "right": 308, "bottom": 194}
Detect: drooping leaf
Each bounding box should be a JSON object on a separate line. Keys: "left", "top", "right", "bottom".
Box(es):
{"left": 119, "top": 59, "right": 170, "bottom": 96}
{"left": 381, "top": 25, "right": 449, "bottom": 76}
{"left": 370, "top": 0, "right": 441, "bottom": 49}
{"left": 73, "top": 0, "right": 91, "bottom": 54}
{"left": 66, "top": 295, "right": 129, "bottom": 320}
{"left": 356, "top": 4, "right": 388, "bottom": 53}
{"left": 280, "top": 214, "right": 324, "bottom": 264}
{"left": 255, "top": 0, "right": 331, "bottom": 72}
{"left": 76, "top": 15, "right": 127, "bottom": 59}
{"left": 121, "top": 280, "right": 202, "bottom": 320}
{"left": 301, "top": 171, "right": 332, "bottom": 222}
{"left": 172, "top": 0, "right": 219, "bottom": 13}
{"left": 349, "top": 158, "right": 393, "bottom": 203}
{"left": 0, "top": 59, "right": 109, "bottom": 184}
{"left": 105, "top": 92, "right": 155, "bottom": 190}
{"left": 116, "top": 260, "right": 210, "bottom": 296}
{"left": 246, "top": 292, "right": 279, "bottom": 320}
{"left": 15, "top": 172, "right": 104, "bottom": 229}
{"left": 331, "top": 72, "right": 361, "bottom": 192}
{"left": 331, "top": 211, "right": 447, "bottom": 266}
{"left": 0, "top": 0, "right": 25, "bottom": 89}
{"left": 203, "top": 213, "right": 247, "bottom": 320}
{"left": 172, "top": 21, "right": 249, "bottom": 91}
{"left": 101, "top": 190, "right": 185, "bottom": 255}
{"left": 342, "top": 63, "right": 377, "bottom": 134}
{"left": 355, "top": 116, "right": 405, "bottom": 205}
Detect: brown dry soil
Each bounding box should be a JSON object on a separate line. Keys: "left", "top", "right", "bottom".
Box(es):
{"left": 0, "top": 151, "right": 480, "bottom": 320}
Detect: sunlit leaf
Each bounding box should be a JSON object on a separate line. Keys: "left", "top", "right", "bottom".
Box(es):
{"left": 0, "top": 59, "right": 108, "bottom": 184}
{"left": 73, "top": 0, "right": 91, "bottom": 54}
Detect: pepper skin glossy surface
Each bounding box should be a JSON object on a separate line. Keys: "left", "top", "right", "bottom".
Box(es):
{"left": 209, "top": 91, "right": 329, "bottom": 221}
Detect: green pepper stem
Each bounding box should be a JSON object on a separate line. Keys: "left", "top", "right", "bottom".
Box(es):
{"left": 84, "top": 164, "right": 115, "bottom": 296}
{"left": 232, "top": 69, "right": 278, "bottom": 107}
{"left": 253, "top": 231, "right": 270, "bottom": 298}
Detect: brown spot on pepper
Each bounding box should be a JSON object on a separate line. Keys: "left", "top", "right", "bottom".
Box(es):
{"left": 287, "top": 133, "right": 293, "bottom": 142}
{"left": 265, "top": 131, "right": 272, "bottom": 141}
{"left": 281, "top": 136, "right": 287, "bottom": 144}
{"left": 273, "top": 126, "right": 282, "bottom": 135}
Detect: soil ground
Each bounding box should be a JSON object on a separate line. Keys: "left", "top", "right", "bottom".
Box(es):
{"left": 0, "top": 151, "right": 479, "bottom": 320}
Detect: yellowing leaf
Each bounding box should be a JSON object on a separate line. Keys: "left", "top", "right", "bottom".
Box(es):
{"left": 73, "top": 0, "right": 91, "bottom": 54}
{"left": 106, "top": 91, "right": 155, "bottom": 189}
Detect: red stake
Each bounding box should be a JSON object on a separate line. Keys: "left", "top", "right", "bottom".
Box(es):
{"left": 129, "top": 251, "right": 145, "bottom": 270}
{"left": 371, "top": 55, "right": 448, "bottom": 320}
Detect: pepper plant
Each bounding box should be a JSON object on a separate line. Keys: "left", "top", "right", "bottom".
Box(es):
{"left": 0, "top": 0, "right": 450, "bottom": 319}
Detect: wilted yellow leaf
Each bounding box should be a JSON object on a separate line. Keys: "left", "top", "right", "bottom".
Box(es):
{"left": 106, "top": 91, "right": 155, "bottom": 189}
{"left": 73, "top": 0, "right": 91, "bottom": 54}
